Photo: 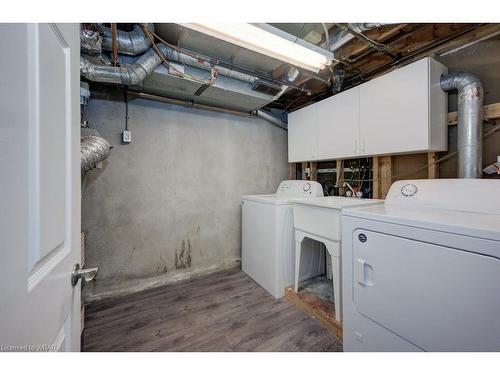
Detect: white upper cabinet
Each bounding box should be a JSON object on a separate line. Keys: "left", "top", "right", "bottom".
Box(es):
{"left": 359, "top": 58, "right": 448, "bottom": 156}
{"left": 288, "top": 102, "right": 317, "bottom": 162}
{"left": 316, "top": 87, "right": 360, "bottom": 160}
{"left": 287, "top": 57, "right": 448, "bottom": 162}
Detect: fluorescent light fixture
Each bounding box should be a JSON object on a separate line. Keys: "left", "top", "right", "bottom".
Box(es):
{"left": 181, "top": 23, "right": 333, "bottom": 73}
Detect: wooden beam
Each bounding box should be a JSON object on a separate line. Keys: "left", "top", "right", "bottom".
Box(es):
{"left": 343, "top": 23, "right": 478, "bottom": 85}
{"left": 310, "top": 161, "right": 318, "bottom": 181}
{"left": 289, "top": 163, "right": 297, "bottom": 180}
{"left": 381, "top": 23, "right": 500, "bottom": 78}
{"left": 427, "top": 152, "right": 439, "bottom": 179}
{"left": 285, "top": 286, "right": 343, "bottom": 339}
{"left": 338, "top": 23, "right": 410, "bottom": 59}
{"left": 380, "top": 155, "right": 393, "bottom": 199}
{"left": 372, "top": 156, "right": 381, "bottom": 199}
{"left": 301, "top": 162, "right": 309, "bottom": 180}
{"left": 436, "top": 23, "right": 500, "bottom": 57}
{"left": 448, "top": 102, "right": 500, "bottom": 126}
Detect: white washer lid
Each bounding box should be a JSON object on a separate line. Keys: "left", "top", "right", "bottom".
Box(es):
{"left": 242, "top": 194, "right": 291, "bottom": 205}
{"left": 242, "top": 180, "right": 324, "bottom": 205}
{"left": 293, "top": 196, "right": 383, "bottom": 210}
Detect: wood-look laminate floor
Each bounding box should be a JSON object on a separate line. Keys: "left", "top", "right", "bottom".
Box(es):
{"left": 83, "top": 268, "right": 343, "bottom": 352}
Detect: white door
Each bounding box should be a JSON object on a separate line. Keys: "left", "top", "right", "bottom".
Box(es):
{"left": 316, "top": 87, "right": 360, "bottom": 160}
{"left": 353, "top": 229, "right": 500, "bottom": 351}
{"left": 0, "top": 24, "right": 81, "bottom": 351}
{"left": 287, "top": 103, "right": 317, "bottom": 162}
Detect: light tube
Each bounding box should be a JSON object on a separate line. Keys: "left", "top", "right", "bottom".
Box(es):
{"left": 182, "top": 23, "right": 332, "bottom": 73}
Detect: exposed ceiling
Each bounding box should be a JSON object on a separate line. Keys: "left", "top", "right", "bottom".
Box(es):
{"left": 154, "top": 23, "right": 500, "bottom": 113}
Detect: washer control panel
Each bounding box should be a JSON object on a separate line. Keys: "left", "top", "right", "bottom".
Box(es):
{"left": 276, "top": 180, "right": 324, "bottom": 198}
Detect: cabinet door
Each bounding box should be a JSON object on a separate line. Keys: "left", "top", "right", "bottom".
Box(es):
{"left": 359, "top": 59, "right": 429, "bottom": 156}
{"left": 288, "top": 103, "right": 317, "bottom": 162}
{"left": 316, "top": 87, "right": 360, "bottom": 160}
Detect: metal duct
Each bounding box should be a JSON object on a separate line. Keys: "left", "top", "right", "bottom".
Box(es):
{"left": 81, "top": 135, "right": 113, "bottom": 171}
{"left": 101, "top": 23, "right": 155, "bottom": 56}
{"left": 81, "top": 43, "right": 259, "bottom": 86}
{"left": 255, "top": 110, "right": 287, "bottom": 130}
{"left": 329, "top": 23, "right": 383, "bottom": 52}
{"left": 80, "top": 46, "right": 160, "bottom": 85}
{"left": 80, "top": 24, "right": 103, "bottom": 56}
{"left": 440, "top": 72, "right": 484, "bottom": 178}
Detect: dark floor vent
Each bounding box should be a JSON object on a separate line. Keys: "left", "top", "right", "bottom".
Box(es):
{"left": 252, "top": 79, "right": 282, "bottom": 96}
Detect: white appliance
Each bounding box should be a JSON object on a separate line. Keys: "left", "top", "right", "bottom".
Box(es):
{"left": 242, "top": 180, "right": 325, "bottom": 298}
{"left": 342, "top": 179, "right": 500, "bottom": 351}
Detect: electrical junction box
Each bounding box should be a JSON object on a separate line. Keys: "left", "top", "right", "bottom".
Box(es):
{"left": 122, "top": 130, "right": 132, "bottom": 144}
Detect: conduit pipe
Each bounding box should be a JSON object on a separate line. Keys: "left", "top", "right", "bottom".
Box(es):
{"left": 81, "top": 135, "right": 113, "bottom": 171}
{"left": 81, "top": 43, "right": 258, "bottom": 85}
{"left": 255, "top": 110, "right": 287, "bottom": 130}
{"left": 440, "top": 72, "right": 484, "bottom": 178}
{"left": 128, "top": 91, "right": 287, "bottom": 130}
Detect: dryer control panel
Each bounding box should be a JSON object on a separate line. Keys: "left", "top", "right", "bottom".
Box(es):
{"left": 276, "top": 180, "right": 324, "bottom": 198}
{"left": 386, "top": 179, "right": 500, "bottom": 214}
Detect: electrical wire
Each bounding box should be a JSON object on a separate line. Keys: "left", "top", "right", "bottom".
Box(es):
{"left": 124, "top": 90, "right": 129, "bottom": 131}
{"left": 141, "top": 24, "right": 211, "bottom": 85}
{"left": 143, "top": 24, "right": 313, "bottom": 94}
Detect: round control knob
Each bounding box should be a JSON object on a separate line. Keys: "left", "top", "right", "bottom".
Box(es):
{"left": 280, "top": 182, "right": 290, "bottom": 190}
{"left": 401, "top": 183, "right": 418, "bottom": 197}
{"left": 303, "top": 183, "right": 311, "bottom": 192}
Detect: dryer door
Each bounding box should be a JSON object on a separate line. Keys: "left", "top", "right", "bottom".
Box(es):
{"left": 353, "top": 229, "right": 500, "bottom": 351}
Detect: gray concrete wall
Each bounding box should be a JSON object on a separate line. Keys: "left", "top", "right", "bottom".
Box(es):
{"left": 82, "top": 96, "right": 288, "bottom": 293}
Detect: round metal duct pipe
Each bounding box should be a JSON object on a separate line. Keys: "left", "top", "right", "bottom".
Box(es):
{"left": 440, "top": 72, "right": 484, "bottom": 178}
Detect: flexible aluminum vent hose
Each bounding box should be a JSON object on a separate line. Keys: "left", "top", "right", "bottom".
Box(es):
{"left": 101, "top": 23, "right": 155, "bottom": 56}
{"left": 81, "top": 135, "right": 113, "bottom": 171}
{"left": 80, "top": 43, "right": 257, "bottom": 86}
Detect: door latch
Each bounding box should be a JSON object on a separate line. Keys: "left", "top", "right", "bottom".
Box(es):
{"left": 71, "top": 263, "right": 98, "bottom": 286}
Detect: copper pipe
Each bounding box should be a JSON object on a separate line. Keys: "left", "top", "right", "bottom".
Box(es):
{"left": 111, "top": 23, "right": 119, "bottom": 66}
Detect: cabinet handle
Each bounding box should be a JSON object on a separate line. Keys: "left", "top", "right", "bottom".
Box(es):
{"left": 361, "top": 138, "right": 366, "bottom": 153}
{"left": 354, "top": 139, "right": 358, "bottom": 154}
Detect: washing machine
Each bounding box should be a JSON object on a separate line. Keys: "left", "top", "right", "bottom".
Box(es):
{"left": 341, "top": 179, "right": 500, "bottom": 351}
{"left": 242, "top": 180, "right": 325, "bottom": 298}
